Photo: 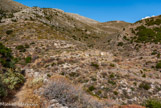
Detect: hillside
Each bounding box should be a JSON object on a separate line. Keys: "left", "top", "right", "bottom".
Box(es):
{"left": 0, "top": 1, "right": 161, "bottom": 108}
{"left": 0, "top": 0, "right": 28, "bottom": 12}
{"left": 0, "top": 6, "right": 130, "bottom": 47}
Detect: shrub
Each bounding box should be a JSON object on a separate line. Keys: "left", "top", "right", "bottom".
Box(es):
{"left": 0, "top": 43, "right": 25, "bottom": 100}
{"left": 25, "top": 56, "right": 32, "bottom": 64}
{"left": 43, "top": 76, "right": 108, "bottom": 108}
{"left": 0, "top": 43, "right": 15, "bottom": 68}
{"left": 2, "top": 69, "right": 25, "bottom": 90}
{"left": 117, "top": 42, "right": 124, "bottom": 46}
{"left": 69, "top": 72, "right": 79, "bottom": 77}
{"left": 134, "top": 25, "right": 161, "bottom": 43}
{"left": 136, "top": 28, "right": 155, "bottom": 42}
{"left": 113, "top": 91, "right": 118, "bottom": 95}
{"left": 145, "top": 99, "right": 161, "bottom": 108}
{"left": 136, "top": 25, "right": 146, "bottom": 31}
{"left": 156, "top": 61, "right": 161, "bottom": 69}
{"left": 108, "top": 80, "right": 116, "bottom": 85}
{"left": 109, "top": 73, "right": 115, "bottom": 78}
{"left": 6, "top": 30, "right": 13, "bottom": 35}
{"left": 110, "top": 63, "right": 115, "bottom": 67}
{"left": 8, "top": 13, "right": 14, "bottom": 18}
{"left": 146, "top": 18, "right": 161, "bottom": 26}
{"left": 139, "top": 82, "right": 151, "bottom": 90}
{"left": 44, "top": 76, "right": 82, "bottom": 107}
{"left": 142, "top": 74, "right": 146, "bottom": 78}
{"left": 16, "top": 45, "right": 26, "bottom": 52}
{"left": 91, "top": 77, "right": 97, "bottom": 81}
{"left": 151, "top": 50, "right": 158, "bottom": 55}
{"left": 24, "top": 43, "right": 30, "bottom": 48}
{"left": 123, "top": 36, "right": 129, "bottom": 41}
{"left": 91, "top": 62, "right": 99, "bottom": 69}
{"left": 88, "top": 86, "right": 96, "bottom": 91}
{"left": 157, "top": 54, "right": 160, "bottom": 58}
{"left": 47, "top": 74, "right": 51, "bottom": 77}
{"left": 0, "top": 80, "right": 7, "bottom": 99}
{"left": 131, "top": 29, "right": 135, "bottom": 34}
{"left": 11, "top": 19, "right": 17, "bottom": 22}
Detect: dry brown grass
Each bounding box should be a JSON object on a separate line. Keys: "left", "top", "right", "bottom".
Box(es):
{"left": 13, "top": 77, "right": 46, "bottom": 108}
{"left": 111, "top": 105, "right": 145, "bottom": 108}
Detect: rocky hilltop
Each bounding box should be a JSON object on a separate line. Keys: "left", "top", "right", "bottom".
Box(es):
{"left": 0, "top": 0, "right": 28, "bottom": 12}
{"left": 0, "top": 0, "right": 160, "bottom": 108}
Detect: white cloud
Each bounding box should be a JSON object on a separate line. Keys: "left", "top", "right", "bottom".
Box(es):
{"left": 142, "top": 15, "right": 155, "bottom": 20}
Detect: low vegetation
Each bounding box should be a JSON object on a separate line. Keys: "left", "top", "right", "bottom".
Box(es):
{"left": 16, "top": 44, "right": 30, "bottom": 52}
{"left": 130, "top": 24, "right": 161, "bottom": 43}
{"left": 139, "top": 82, "right": 151, "bottom": 90}
{"left": 145, "top": 18, "right": 161, "bottom": 26}
{"left": 117, "top": 42, "right": 124, "bottom": 46}
{"left": 16, "top": 45, "right": 26, "bottom": 52}
{"left": 156, "top": 61, "right": 161, "bottom": 69}
{"left": 25, "top": 56, "right": 32, "bottom": 64}
{"left": 0, "top": 43, "right": 25, "bottom": 100}
{"left": 0, "top": 43, "right": 15, "bottom": 68}
{"left": 144, "top": 99, "right": 161, "bottom": 108}
{"left": 43, "top": 76, "right": 108, "bottom": 108}
{"left": 91, "top": 62, "right": 99, "bottom": 69}
{"left": 6, "top": 30, "right": 13, "bottom": 35}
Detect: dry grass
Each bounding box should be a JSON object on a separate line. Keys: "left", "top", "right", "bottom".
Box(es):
{"left": 13, "top": 77, "right": 46, "bottom": 108}
{"left": 111, "top": 105, "right": 145, "bottom": 108}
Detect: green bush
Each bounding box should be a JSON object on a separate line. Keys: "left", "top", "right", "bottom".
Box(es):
{"left": 88, "top": 86, "right": 96, "bottom": 91}
{"left": 134, "top": 25, "right": 161, "bottom": 43}
{"left": 157, "top": 54, "right": 160, "bottom": 58}
{"left": 69, "top": 72, "right": 79, "bottom": 77}
{"left": 91, "top": 62, "right": 99, "bottom": 69}
{"left": 146, "top": 18, "right": 161, "bottom": 26}
{"left": 110, "top": 63, "right": 115, "bottom": 67}
{"left": 0, "top": 43, "right": 12, "bottom": 57}
{"left": 113, "top": 91, "right": 118, "bottom": 95}
{"left": 2, "top": 69, "right": 25, "bottom": 89}
{"left": 142, "top": 74, "right": 146, "bottom": 78}
{"left": 0, "top": 81, "right": 7, "bottom": 99}
{"left": 151, "top": 50, "right": 158, "bottom": 55}
{"left": 153, "top": 27, "right": 161, "bottom": 32}
{"left": 109, "top": 73, "right": 115, "bottom": 78}
{"left": 156, "top": 61, "right": 161, "bottom": 69}
{"left": 136, "top": 28, "right": 155, "bottom": 42}
{"left": 0, "top": 43, "right": 15, "bottom": 68}
{"left": 108, "top": 80, "right": 116, "bottom": 85}
{"left": 0, "top": 43, "right": 25, "bottom": 100}
{"left": 6, "top": 30, "right": 13, "bottom": 35}
{"left": 136, "top": 25, "right": 146, "bottom": 31}
{"left": 25, "top": 56, "right": 32, "bottom": 63}
{"left": 117, "top": 42, "right": 124, "bottom": 46}
{"left": 16, "top": 45, "right": 26, "bottom": 52}
{"left": 145, "top": 99, "right": 161, "bottom": 108}
{"left": 139, "top": 82, "right": 151, "bottom": 90}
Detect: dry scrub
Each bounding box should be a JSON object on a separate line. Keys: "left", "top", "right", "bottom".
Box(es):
{"left": 43, "top": 75, "right": 111, "bottom": 108}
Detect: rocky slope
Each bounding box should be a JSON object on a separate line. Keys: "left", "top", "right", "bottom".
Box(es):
{"left": 0, "top": 0, "right": 161, "bottom": 108}
{"left": 0, "top": 0, "right": 28, "bottom": 12}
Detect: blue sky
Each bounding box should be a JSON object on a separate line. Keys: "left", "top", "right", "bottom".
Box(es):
{"left": 15, "top": 0, "right": 161, "bottom": 23}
